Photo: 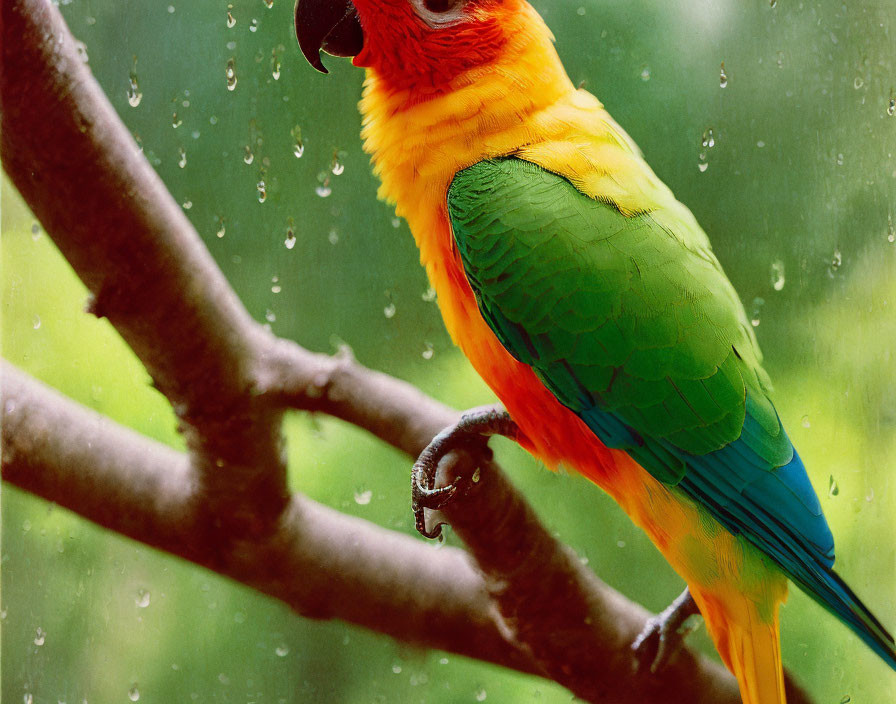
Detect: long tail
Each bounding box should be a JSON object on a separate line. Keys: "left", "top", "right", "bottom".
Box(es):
{"left": 691, "top": 587, "right": 786, "bottom": 704}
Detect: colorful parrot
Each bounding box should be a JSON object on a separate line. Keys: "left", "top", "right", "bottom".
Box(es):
{"left": 293, "top": 1, "right": 896, "bottom": 702}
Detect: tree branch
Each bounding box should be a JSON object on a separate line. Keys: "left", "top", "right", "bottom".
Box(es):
{"left": 0, "top": 1, "right": 813, "bottom": 702}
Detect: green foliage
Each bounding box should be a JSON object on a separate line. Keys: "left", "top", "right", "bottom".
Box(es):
{"left": 2, "top": 1, "right": 894, "bottom": 702}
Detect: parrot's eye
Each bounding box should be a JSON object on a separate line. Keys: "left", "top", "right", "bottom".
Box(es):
{"left": 411, "top": 0, "right": 467, "bottom": 27}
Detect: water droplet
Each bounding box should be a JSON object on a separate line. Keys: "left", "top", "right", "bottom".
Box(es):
{"left": 839, "top": 696, "right": 851, "bottom": 704}
{"left": 354, "top": 490, "right": 372, "bottom": 505}
{"left": 770, "top": 0, "right": 777, "bottom": 8}
{"left": 639, "top": 65, "right": 651, "bottom": 82}
{"left": 257, "top": 179, "right": 267, "bottom": 203}
{"left": 167, "top": 5, "right": 175, "bottom": 13}
{"left": 776, "top": 51, "right": 785, "bottom": 68}
{"left": 315, "top": 172, "right": 332, "bottom": 198}
{"left": 127, "top": 56, "right": 142, "bottom": 107}
{"left": 285, "top": 225, "right": 296, "bottom": 249}
{"left": 756, "top": 140, "right": 766, "bottom": 148}
{"left": 391, "top": 662, "right": 402, "bottom": 674}
{"left": 701, "top": 128, "right": 716, "bottom": 149}
{"left": 271, "top": 51, "right": 281, "bottom": 80}
{"left": 887, "top": 217, "right": 895, "bottom": 243}
{"left": 135, "top": 588, "right": 151, "bottom": 608}
{"left": 216, "top": 218, "right": 226, "bottom": 239}
{"left": 290, "top": 125, "right": 304, "bottom": 158}
{"left": 828, "top": 248, "right": 842, "bottom": 277}
{"left": 828, "top": 475, "right": 840, "bottom": 497}
{"left": 243, "top": 145, "right": 255, "bottom": 165}
{"left": 836, "top": 153, "right": 844, "bottom": 166}
{"left": 439, "top": 657, "right": 449, "bottom": 665}
{"left": 422, "top": 342, "right": 434, "bottom": 360}
{"left": 128, "top": 684, "right": 140, "bottom": 701}
{"left": 34, "top": 627, "right": 46, "bottom": 646}
{"left": 171, "top": 111, "right": 182, "bottom": 129}
{"left": 265, "top": 309, "right": 276, "bottom": 323}
{"left": 24, "top": 695, "right": 33, "bottom": 704}
{"left": 226, "top": 58, "right": 237, "bottom": 91}
{"left": 271, "top": 276, "right": 281, "bottom": 294}
{"left": 75, "top": 40, "right": 89, "bottom": 64}
{"left": 182, "top": 199, "right": 192, "bottom": 210}
{"left": 770, "top": 259, "right": 785, "bottom": 291}
{"left": 475, "top": 688, "right": 487, "bottom": 702}
{"left": 32, "top": 315, "right": 41, "bottom": 330}
{"left": 275, "top": 644, "right": 289, "bottom": 657}
{"left": 421, "top": 286, "right": 436, "bottom": 302}
{"left": 328, "top": 229, "right": 339, "bottom": 245}
{"left": 719, "top": 62, "right": 728, "bottom": 88}
{"left": 801, "top": 414, "right": 810, "bottom": 428}
{"left": 226, "top": 5, "right": 236, "bottom": 28}
{"left": 391, "top": 217, "right": 401, "bottom": 228}
{"left": 853, "top": 77, "right": 864, "bottom": 90}
{"left": 698, "top": 160, "right": 709, "bottom": 173}
{"left": 31, "top": 222, "right": 42, "bottom": 239}
{"left": 750, "top": 297, "right": 765, "bottom": 327}
{"left": 471, "top": 467, "right": 481, "bottom": 483}
{"left": 263, "top": 0, "right": 274, "bottom": 9}
{"left": 177, "top": 147, "right": 187, "bottom": 169}
{"left": 383, "top": 303, "right": 396, "bottom": 319}
{"left": 249, "top": 18, "right": 258, "bottom": 32}
{"left": 331, "top": 154, "right": 344, "bottom": 176}
{"left": 888, "top": 97, "right": 896, "bottom": 117}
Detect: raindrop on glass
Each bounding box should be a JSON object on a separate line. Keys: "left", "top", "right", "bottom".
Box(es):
{"left": 828, "top": 475, "right": 839, "bottom": 497}
{"left": 226, "top": 58, "right": 237, "bottom": 91}
{"left": 719, "top": 62, "right": 728, "bottom": 88}
{"left": 354, "top": 490, "right": 372, "bottom": 505}
{"left": 828, "top": 248, "right": 842, "bottom": 277}
{"left": 770, "top": 259, "right": 785, "bottom": 291}
{"left": 750, "top": 297, "right": 764, "bottom": 327}
{"left": 177, "top": 147, "right": 187, "bottom": 169}
{"left": 227, "top": 5, "right": 236, "bottom": 28}
{"left": 316, "top": 173, "right": 332, "bottom": 198}
{"left": 383, "top": 303, "right": 396, "bottom": 319}
{"left": 127, "top": 56, "right": 142, "bottom": 107}
{"left": 128, "top": 684, "right": 140, "bottom": 702}
{"left": 135, "top": 588, "right": 151, "bottom": 608}
{"left": 291, "top": 126, "right": 304, "bottom": 158}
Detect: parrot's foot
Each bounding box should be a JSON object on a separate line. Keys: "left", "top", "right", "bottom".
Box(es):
{"left": 631, "top": 588, "right": 702, "bottom": 674}
{"left": 412, "top": 405, "right": 518, "bottom": 540}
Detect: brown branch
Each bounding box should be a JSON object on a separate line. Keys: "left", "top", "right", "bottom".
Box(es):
{"left": 1, "top": 363, "right": 537, "bottom": 675}
{"left": 0, "top": 1, "right": 814, "bottom": 703}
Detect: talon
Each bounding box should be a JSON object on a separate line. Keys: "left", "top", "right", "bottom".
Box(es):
{"left": 631, "top": 588, "right": 701, "bottom": 674}
{"left": 410, "top": 405, "right": 519, "bottom": 540}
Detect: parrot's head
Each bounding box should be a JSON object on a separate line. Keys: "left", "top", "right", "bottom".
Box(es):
{"left": 294, "top": 0, "right": 544, "bottom": 91}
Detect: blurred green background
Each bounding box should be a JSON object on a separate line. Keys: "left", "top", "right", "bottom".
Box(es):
{"left": 3, "top": 0, "right": 895, "bottom": 702}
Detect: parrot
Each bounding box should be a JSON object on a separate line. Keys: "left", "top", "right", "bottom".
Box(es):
{"left": 293, "top": 1, "right": 896, "bottom": 702}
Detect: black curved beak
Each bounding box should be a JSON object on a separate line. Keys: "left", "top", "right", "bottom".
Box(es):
{"left": 294, "top": 0, "right": 364, "bottom": 74}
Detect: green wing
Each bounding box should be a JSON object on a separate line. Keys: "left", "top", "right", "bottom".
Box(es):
{"left": 446, "top": 157, "right": 896, "bottom": 669}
